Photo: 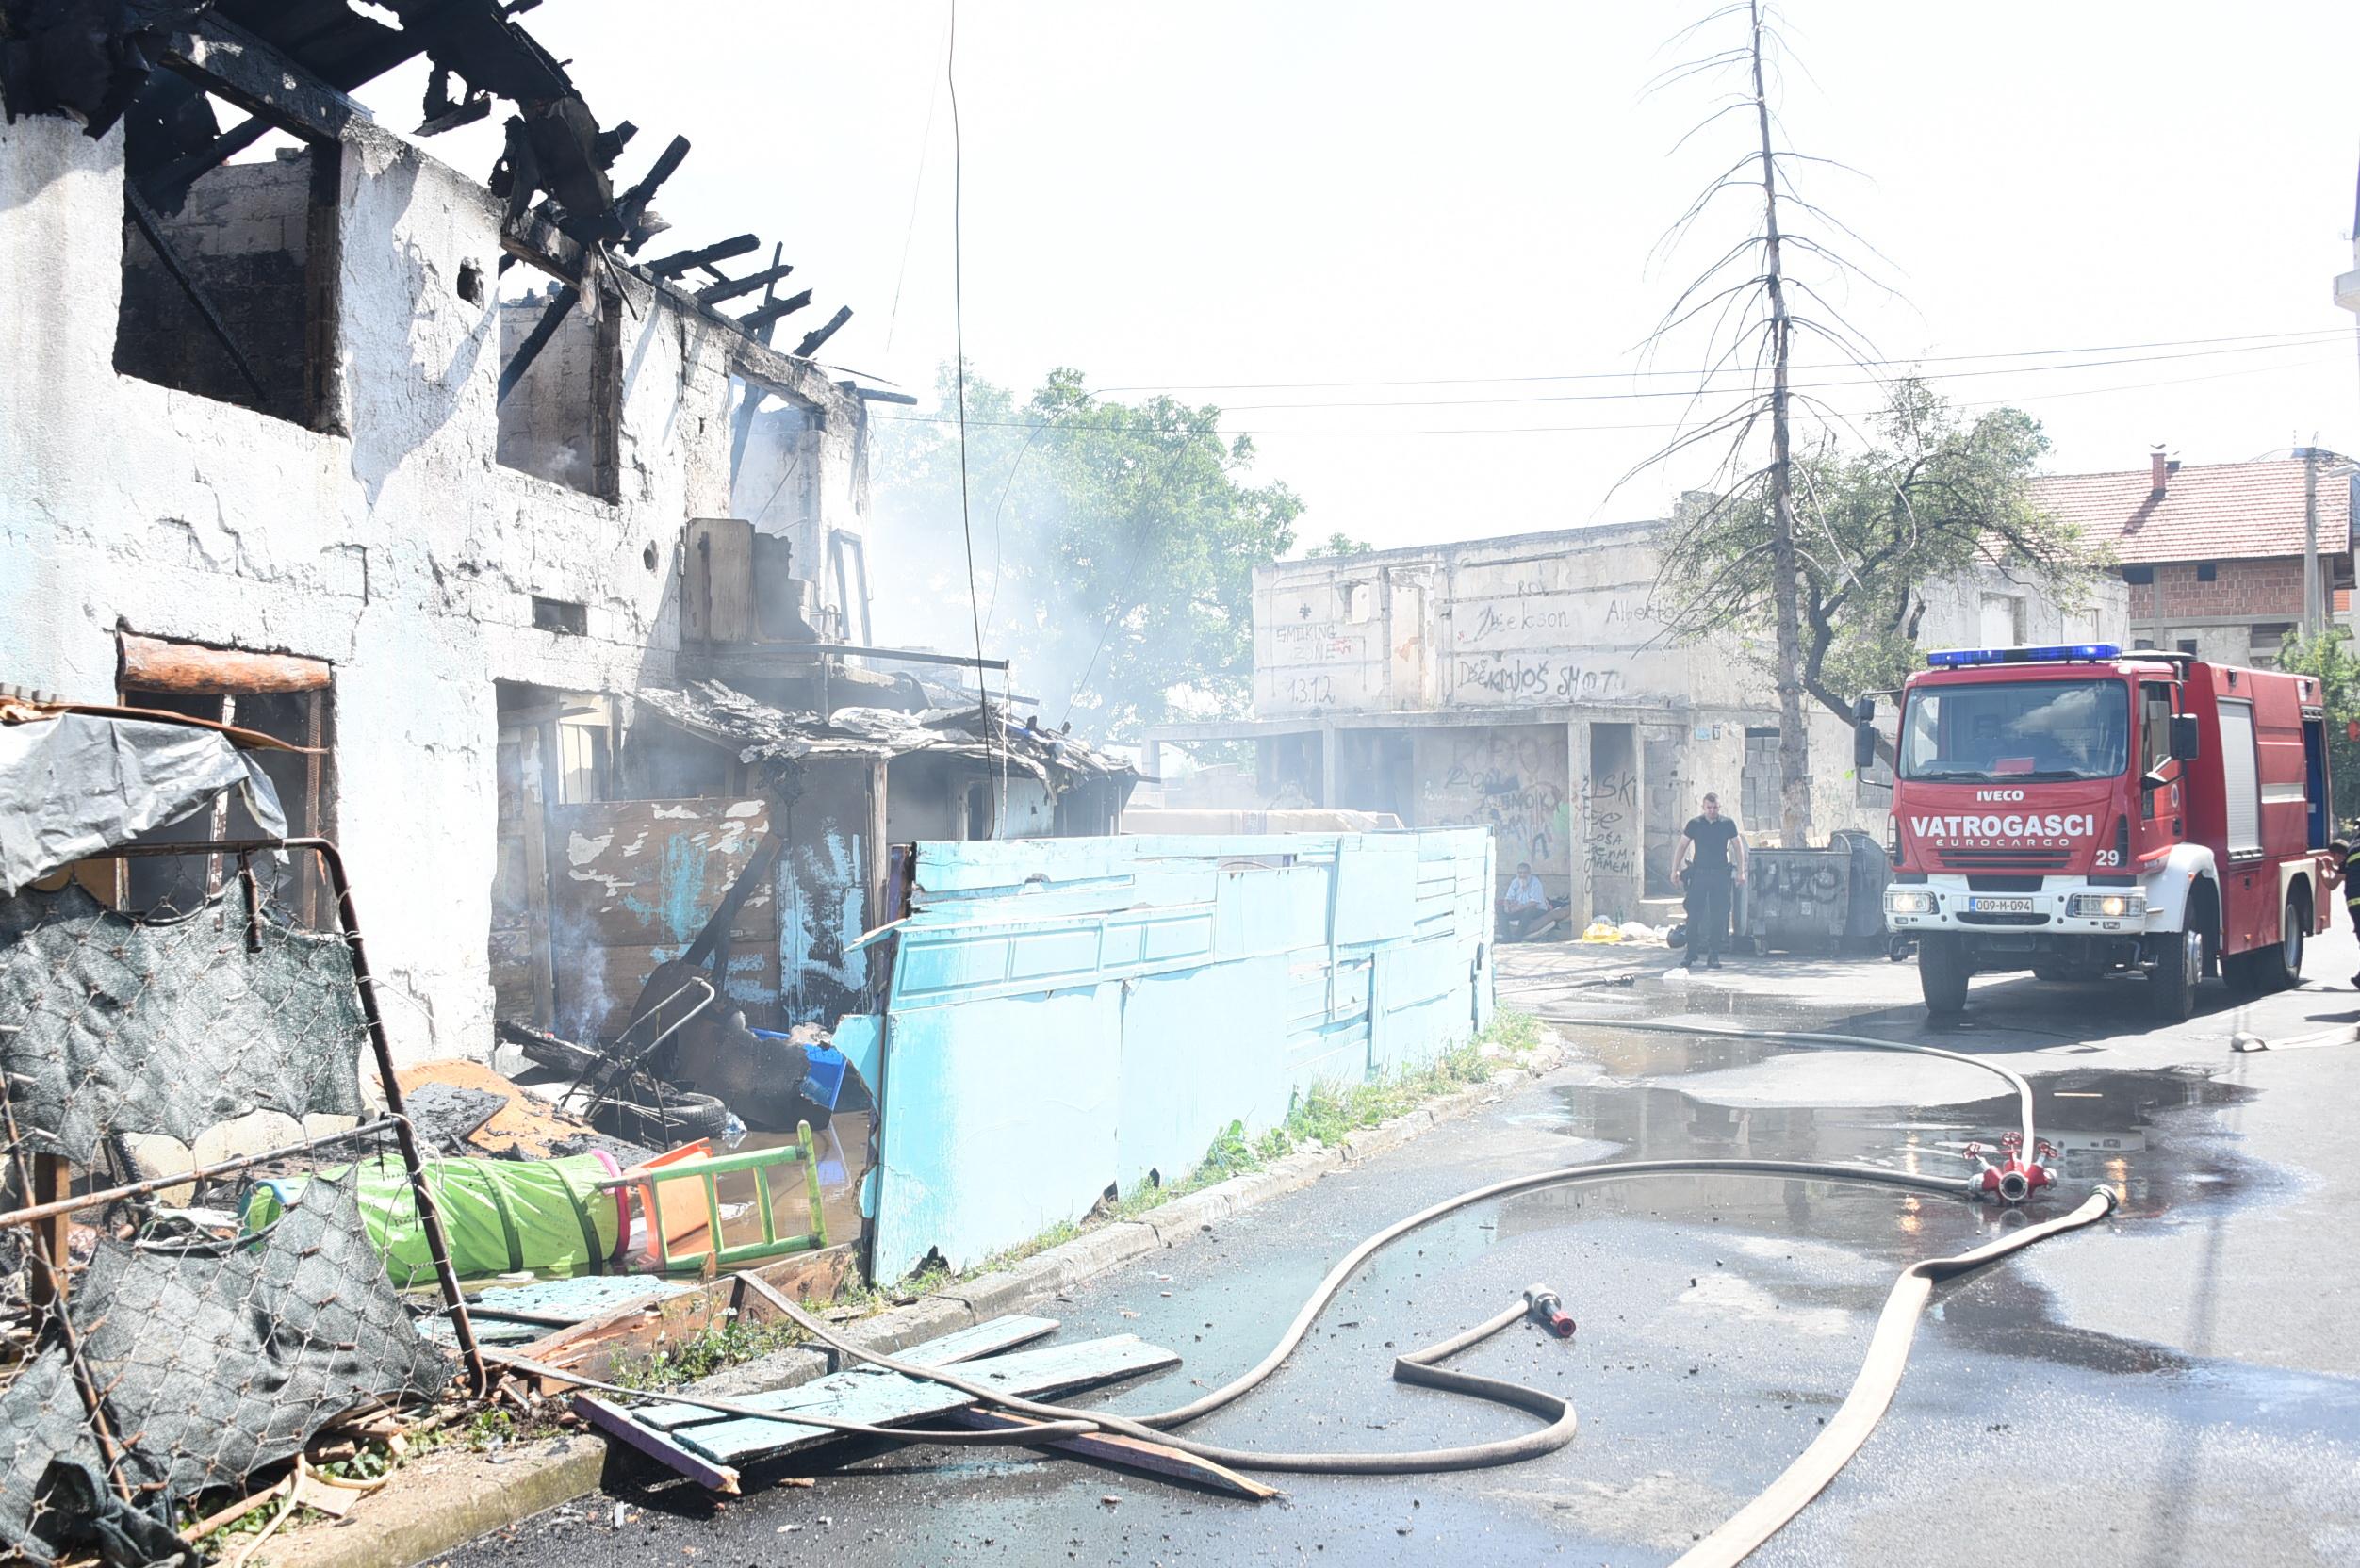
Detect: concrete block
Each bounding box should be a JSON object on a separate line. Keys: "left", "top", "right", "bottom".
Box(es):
{"left": 936, "top": 1268, "right": 1045, "bottom": 1321}
{"left": 852, "top": 1295, "right": 977, "bottom": 1355}
{"left": 697, "top": 1345, "right": 830, "bottom": 1399}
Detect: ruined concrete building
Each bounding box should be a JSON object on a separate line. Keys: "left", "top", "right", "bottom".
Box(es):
{"left": 1146, "top": 523, "right": 2125, "bottom": 923}
{"left": 0, "top": 2, "right": 1133, "bottom": 1062}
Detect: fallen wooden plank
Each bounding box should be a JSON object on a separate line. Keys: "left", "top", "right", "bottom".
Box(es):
{"left": 649, "top": 1337, "right": 1181, "bottom": 1464}
{"left": 634, "top": 1312, "right": 1062, "bottom": 1433}
{"left": 942, "top": 1408, "right": 1279, "bottom": 1500}
{"left": 732, "top": 1274, "right": 1057, "bottom": 1375}
{"left": 577, "top": 1394, "right": 743, "bottom": 1495}
{"left": 422, "top": 1274, "right": 701, "bottom": 1348}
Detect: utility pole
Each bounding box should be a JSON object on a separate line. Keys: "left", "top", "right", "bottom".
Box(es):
{"left": 2302, "top": 441, "right": 2323, "bottom": 639}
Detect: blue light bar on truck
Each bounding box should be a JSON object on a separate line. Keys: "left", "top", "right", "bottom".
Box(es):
{"left": 1925, "top": 644, "right": 2122, "bottom": 668}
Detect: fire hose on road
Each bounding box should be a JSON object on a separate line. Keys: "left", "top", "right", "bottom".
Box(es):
{"left": 493, "top": 1019, "right": 2118, "bottom": 1562}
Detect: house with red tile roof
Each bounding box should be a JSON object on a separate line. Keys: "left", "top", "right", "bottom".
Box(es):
{"left": 2030, "top": 449, "right": 2355, "bottom": 666}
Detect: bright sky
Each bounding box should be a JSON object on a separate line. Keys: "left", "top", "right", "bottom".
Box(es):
{"left": 370, "top": 0, "right": 2360, "bottom": 551}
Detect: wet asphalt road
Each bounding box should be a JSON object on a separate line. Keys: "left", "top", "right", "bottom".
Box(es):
{"left": 448, "top": 939, "right": 2360, "bottom": 1567}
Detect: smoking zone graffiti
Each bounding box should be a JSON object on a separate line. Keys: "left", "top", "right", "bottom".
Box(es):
{"left": 1414, "top": 726, "right": 1573, "bottom": 884}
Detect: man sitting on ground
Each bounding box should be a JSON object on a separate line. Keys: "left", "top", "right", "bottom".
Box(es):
{"left": 1499, "top": 861, "right": 1557, "bottom": 941}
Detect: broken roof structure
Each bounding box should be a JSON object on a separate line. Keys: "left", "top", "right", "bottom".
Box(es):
{"left": 1, "top": 0, "right": 866, "bottom": 403}
{"left": 637, "top": 681, "right": 1141, "bottom": 792}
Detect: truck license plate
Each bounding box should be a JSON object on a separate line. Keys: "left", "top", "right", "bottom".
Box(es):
{"left": 1969, "top": 896, "right": 2035, "bottom": 913}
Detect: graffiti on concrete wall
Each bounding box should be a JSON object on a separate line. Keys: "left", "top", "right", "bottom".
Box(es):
{"left": 1582, "top": 768, "right": 1638, "bottom": 881}
{"left": 1450, "top": 653, "right": 1627, "bottom": 705}
{"left": 1415, "top": 727, "right": 1572, "bottom": 879}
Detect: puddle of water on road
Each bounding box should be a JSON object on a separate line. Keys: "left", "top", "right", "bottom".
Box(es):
{"left": 1525, "top": 1067, "right": 2256, "bottom": 1225}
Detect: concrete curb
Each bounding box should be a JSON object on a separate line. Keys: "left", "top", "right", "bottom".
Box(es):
{"left": 265, "top": 1030, "right": 1570, "bottom": 1568}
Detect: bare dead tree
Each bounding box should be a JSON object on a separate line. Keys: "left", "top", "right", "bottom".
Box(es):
{"left": 1624, "top": 0, "right": 1894, "bottom": 848}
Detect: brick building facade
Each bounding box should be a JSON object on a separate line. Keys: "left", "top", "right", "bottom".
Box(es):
{"left": 2034, "top": 450, "right": 2356, "bottom": 666}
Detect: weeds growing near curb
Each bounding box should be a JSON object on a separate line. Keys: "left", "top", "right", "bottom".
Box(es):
{"left": 607, "top": 1315, "right": 810, "bottom": 1392}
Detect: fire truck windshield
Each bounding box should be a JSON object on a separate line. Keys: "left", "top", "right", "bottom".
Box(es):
{"left": 1898, "top": 678, "right": 2130, "bottom": 783}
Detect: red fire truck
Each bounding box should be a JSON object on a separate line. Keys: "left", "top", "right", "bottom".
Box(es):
{"left": 1863, "top": 643, "right": 2336, "bottom": 1020}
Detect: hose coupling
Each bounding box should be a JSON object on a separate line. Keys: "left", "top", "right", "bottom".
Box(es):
{"left": 1524, "top": 1285, "right": 1576, "bottom": 1340}
{"left": 1976, "top": 1157, "right": 2053, "bottom": 1204}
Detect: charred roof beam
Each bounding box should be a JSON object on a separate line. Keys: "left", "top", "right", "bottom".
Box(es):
{"left": 647, "top": 235, "right": 761, "bottom": 279}
{"left": 697, "top": 261, "right": 795, "bottom": 306}
{"left": 156, "top": 14, "right": 364, "bottom": 146}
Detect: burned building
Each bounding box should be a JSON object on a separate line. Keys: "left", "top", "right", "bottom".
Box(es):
{"left": 0, "top": 3, "right": 1133, "bottom": 1064}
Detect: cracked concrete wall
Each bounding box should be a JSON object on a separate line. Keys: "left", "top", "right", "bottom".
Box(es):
{"left": 0, "top": 114, "right": 867, "bottom": 1067}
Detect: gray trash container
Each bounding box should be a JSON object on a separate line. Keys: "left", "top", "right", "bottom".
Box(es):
{"left": 1742, "top": 846, "right": 1849, "bottom": 952}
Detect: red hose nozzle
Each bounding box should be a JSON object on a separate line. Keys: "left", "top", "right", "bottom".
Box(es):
{"left": 1524, "top": 1285, "right": 1576, "bottom": 1339}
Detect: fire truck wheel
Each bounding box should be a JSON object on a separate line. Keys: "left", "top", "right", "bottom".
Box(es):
{"left": 1918, "top": 933, "right": 1969, "bottom": 1016}
{"left": 2149, "top": 926, "right": 2202, "bottom": 1021}
{"left": 2266, "top": 889, "right": 2307, "bottom": 992}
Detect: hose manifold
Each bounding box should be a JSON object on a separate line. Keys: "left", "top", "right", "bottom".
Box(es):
{"left": 1523, "top": 1284, "right": 1576, "bottom": 1339}
{"left": 1968, "top": 1149, "right": 2053, "bottom": 1205}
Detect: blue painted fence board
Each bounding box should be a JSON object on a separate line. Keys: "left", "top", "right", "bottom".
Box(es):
{"left": 872, "top": 828, "right": 1493, "bottom": 1277}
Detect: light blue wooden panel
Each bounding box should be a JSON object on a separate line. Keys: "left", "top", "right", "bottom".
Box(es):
{"left": 832, "top": 1013, "right": 881, "bottom": 1091}
{"left": 1334, "top": 840, "right": 1418, "bottom": 944}
{"left": 664, "top": 1335, "right": 1179, "bottom": 1463}
{"left": 1112, "top": 956, "right": 1290, "bottom": 1192}
{"left": 872, "top": 983, "right": 1121, "bottom": 1277}
{"left": 870, "top": 829, "right": 1490, "bottom": 1277}
{"left": 1210, "top": 862, "right": 1333, "bottom": 958}
{"left": 895, "top": 930, "right": 1014, "bottom": 997}
{"left": 635, "top": 1314, "right": 1060, "bottom": 1432}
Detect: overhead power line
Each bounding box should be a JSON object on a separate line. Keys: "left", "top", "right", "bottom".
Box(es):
{"left": 868, "top": 350, "right": 2352, "bottom": 441}
{"left": 1090, "top": 326, "right": 2351, "bottom": 395}
{"left": 1202, "top": 335, "right": 2352, "bottom": 413}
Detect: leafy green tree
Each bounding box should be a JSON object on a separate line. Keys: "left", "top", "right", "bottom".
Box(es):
{"left": 2277, "top": 627, "right": 2360, "bottom": 824}
{"left": 1304, "top": 531, "right": 1373, "bottom": 558}
{"left": 1659, "top": 381, "right": 2105, "bottom": 751}
{"left": 872, "top": 365, "right": 1303, "bottom": 741}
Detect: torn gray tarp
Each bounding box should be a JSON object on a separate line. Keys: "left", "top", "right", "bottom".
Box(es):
{"left": 0, "top": 1171, "right": 448, "bottom": 1567}
{"left": 0, "top": 884, "right": 368, "bottom": 1166}
{"left": 0, "top": 714, "right": 287, "bottom": 897}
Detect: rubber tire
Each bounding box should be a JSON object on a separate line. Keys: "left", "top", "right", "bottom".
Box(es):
{"left": 2263, "top": 890, "right": 2306, "bottom": 992}
{"left": 1919, "top": 933, "right": 1969, "bottom": 1017}
{"left": 2149, "top": 925, "right": 2202, "bottom": 1021}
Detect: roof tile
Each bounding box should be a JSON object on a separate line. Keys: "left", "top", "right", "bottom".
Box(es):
{"left": 2031, "top": 457, "right": 2352, "bottom": 564}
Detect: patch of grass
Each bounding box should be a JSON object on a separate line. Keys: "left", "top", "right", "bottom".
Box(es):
{"left": 1479, "top": 1006, "right": 1542, "bottom": 1055}
{"left": 607, "top": 1312, "right": 809, "bottom": 1392}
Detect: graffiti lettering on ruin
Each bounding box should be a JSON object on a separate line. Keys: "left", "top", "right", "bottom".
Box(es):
{"left": 1419, "top": 731, "right": 1570, "bottom": 872}
{"left": 1582, "top": 770, "right": 1638, "bottom": 878}
{"left": 1451, "top": 654, "right": 1626, "bottom": 704}
{"left": 1281, "top": 672, "right": 1335, "bottom": 707}
{"left": 1467, "top": 601, "right": 1575, "bottom": 642}
{"left": 1271, "top": 622, "right": 1365, "bottom": 662}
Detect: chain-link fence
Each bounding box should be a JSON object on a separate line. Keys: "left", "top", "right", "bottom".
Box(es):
{"left": 0, "top": 839, "right": 477, "bottom": 1565}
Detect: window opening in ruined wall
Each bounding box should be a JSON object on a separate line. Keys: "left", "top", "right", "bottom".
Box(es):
{"left": 115, "top": 102, "right": 342, "bottom": 431}
{"left": 497, "top": 272, "right": 621, "bottom": 499}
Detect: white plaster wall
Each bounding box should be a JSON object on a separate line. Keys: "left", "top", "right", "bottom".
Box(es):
{"left": 0, "top": 114, "right": 862, "bottom": 1067}
{"left": 1257, "top": 529, "right": 2126, "bottom": 726}
{"left": 1913, "top": 564, "right": 2128, "bottom": 653}
{"left": 1255, "top": 524, "right": 1771, "bottom": 721}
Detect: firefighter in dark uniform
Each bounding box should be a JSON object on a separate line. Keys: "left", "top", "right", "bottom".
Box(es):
{"left": 2331, "top": 839, "right": 2360, "bottom": 988}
